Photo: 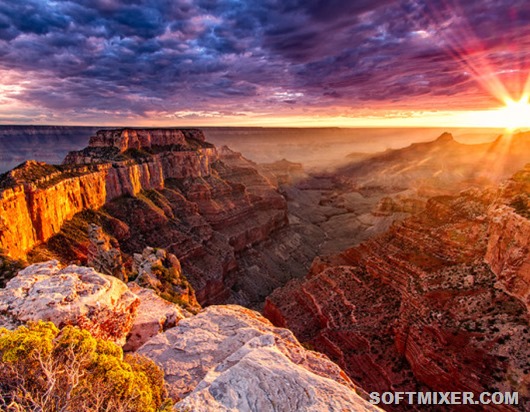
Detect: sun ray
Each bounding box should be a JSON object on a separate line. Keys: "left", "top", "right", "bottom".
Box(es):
{"left": 406, "top": 0, "right": 530, "bottom": 111}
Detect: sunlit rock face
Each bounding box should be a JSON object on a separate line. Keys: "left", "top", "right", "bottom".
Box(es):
{"left": 0, "top": 130, "right": 216, "bottom": 260}
{"left": 87, "top": 128, "right": 190, "bottom": 152}
{"left": 265, "top": 166, "right": 530, "bottom": 410}
{"left": 0, "top": 128, "right": 300, "bottom": 306}
{"left": 138, "top": 305, "right": 380, "bottom": 412}
{"left": 0, "top": 161, "right": 109, "bottom": 259}
{"left": 0, "top": 260, "right": 139, "bottom": 345}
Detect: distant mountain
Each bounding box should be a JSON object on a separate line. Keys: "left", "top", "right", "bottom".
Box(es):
{"left": 338, "top": 131, "right": 530, "bottom": 192}
{"left": 0, "top": 125, "right": 504, "bottom": 173}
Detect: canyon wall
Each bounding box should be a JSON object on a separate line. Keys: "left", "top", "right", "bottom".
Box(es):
{"left": 265, "top": 168, "right": 530, "bottom": 411}
{"left": 0, "top": 129, "right": 301, "bottom": 307}
{"left": 0, "top": 129, "right": 218, "bottom": 260}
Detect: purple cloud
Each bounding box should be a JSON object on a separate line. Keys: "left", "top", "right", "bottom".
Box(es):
{"left": 0, "top": 0, "right": 529, "bottom": 123}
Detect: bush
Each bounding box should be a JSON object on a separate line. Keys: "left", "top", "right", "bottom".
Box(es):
{"left": 0, "top": 321, "right": 172, "bottom": 412}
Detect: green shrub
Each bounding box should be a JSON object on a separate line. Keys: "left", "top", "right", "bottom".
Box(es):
{"left": 0, "top": 321, "right": 172, "bottom": 411}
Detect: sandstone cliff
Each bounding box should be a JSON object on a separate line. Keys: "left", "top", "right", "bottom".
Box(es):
{"left": 0, "top": 129, "right": 216, "bottom": 260}
{"left": 0, "top": 128, "right": 310, "bottom": 307}
{"left": 265, "top": 167, "right": 530, "bottom": 411}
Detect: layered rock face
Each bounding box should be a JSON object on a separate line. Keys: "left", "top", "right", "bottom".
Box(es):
{"left": 138, "top": 305, "right": 380, "bottom": 412}
{"left": 0, "top": 128, "right": 301, "bottom": 306}
{"left": 87, "top": 224, "right": 126, "bottom": 281}
{"left": 265, "top": 169, "right": 530, "bottom": 411}
{"left": 86, "top": 128, "right": 190, "bottom": 152}
{"left": 484, "top": 166, "right": 530, "bottom": 311}
{"left": 0, "top": 260, "right": 139, "bottom": 345}
{"left": 0, "top": 129, "right": 217, "bottom": 260}
{"left": 0, "top": 162, "right": 109, "bottom": 259}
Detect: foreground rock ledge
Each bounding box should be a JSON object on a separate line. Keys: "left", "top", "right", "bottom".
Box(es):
{"left": 0, "top": 260, "right": 139, "bottom": 345}
{"left": 138, "top": 305, "right": 380, "bottom": 412}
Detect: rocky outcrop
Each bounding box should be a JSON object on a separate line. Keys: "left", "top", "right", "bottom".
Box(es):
{"left": 87, "top": 224, "right": 126, "bottom": 281}
{"left": 485, "top": 206, "right": 530, "bottom": 311}
{"left": 265, "top": 176, "right": 530, "bottom": 410}
{"left": 0, "top": 128, "right": 298, "bottom": 306}
{"left": 483, "top": 165, "right": 530, "bottom": 312}
{"left": 87, "top": 128, "right": 189, "bottom": 152}
{"left": 0, "top": 129, "right": 218, "bottom": 260}
{"left": 373, "top": 196, "right": 425, "bottom": 216}
{"left": 132, "top": 246, "right": 200, "bottom": 312}
{"left": 124, "top": 283, "right": 189, "bottom": 352}
{"left": 0, "top": 155, "right": 215, "bottom": 260}
{"left": 258, "top": 158, "right": 306, "bottom": 186}
{"left": 0, "top": 261, "right": 139, "bottom": 345}
{"left": 0, "top": 162, "right": 109, "bottom": 259}
{"left": 138, "top": 305, "right": 380, "bottom": 412}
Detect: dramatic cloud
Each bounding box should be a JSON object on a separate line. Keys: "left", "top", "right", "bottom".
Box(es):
{"left": 0, "top": 0, "right": 529, "bottom": 124}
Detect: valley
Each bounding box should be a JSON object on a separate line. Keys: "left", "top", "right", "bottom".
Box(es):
{"left": 1, "top": 127, "right": 529, "bottom": 410}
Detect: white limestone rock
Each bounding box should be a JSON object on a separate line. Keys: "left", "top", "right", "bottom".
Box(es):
{"left": 138, "top": 305, "right": 380, "bottom": 412}
{"left": 0, "top": 260, "right": 139, "bottom": 345}
{"left": 124, "top": 283, "right": 190, "bottom": 351}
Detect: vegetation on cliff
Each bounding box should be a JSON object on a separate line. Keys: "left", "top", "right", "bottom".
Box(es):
{"left": 0, "top": 321, "right": 172, "bottom": 412}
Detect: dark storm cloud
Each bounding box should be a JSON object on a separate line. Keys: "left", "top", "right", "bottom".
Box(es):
{"left": 1, "top": 0, "right": 530, "bottom": 121}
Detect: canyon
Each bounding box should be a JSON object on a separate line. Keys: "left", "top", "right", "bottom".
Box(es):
{"left": 0, "top": 261, "right": 379, "bottom": 412}
{"left": 1, "top": 127, "right": 530, "bottom": 411}
{"left": 265, "top": 164, "right": 530, "bottom": 411}
{"left": 0, "top": 128, "right": 314, "bottom": 307}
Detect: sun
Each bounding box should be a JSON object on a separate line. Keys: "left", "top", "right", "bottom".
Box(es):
{"left": 500, "top": 98, "right": 530, "bottom": 131}
{"left": 456, "top": 97, "right": 530, "bottom": 130}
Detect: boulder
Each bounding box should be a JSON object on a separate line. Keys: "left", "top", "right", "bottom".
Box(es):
{"left": 0, "top": 260, "right": 139, "bottom": 345}
{"left": 124, "top": 283, "right": 189, "bottom": 352}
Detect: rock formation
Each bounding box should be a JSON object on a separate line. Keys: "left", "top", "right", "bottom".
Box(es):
{"left": 0, "top": 128, "right": 311, "bottom": 307}
{"left": 265, "top": 166, "right": 530, "bottom": 411}
{"left": 0, "top": 258, "right": 380, "bottom": 411}
{"left": 337, "top": 132, "right": 530, "bottom": 191}
{"left": 138, "top": 305, "right": 380, "bottom": 411}
{"left": 132, "top": 246, "right": 200, "bottom": 312}
{"left": 124, "top": 283, "right": 190, "bottom": 352}
{"left": 0, "top": 129, "right": 217, "bottom": 260}
{"left": 257, "top": 158, "right": 306, "bottom": 187}
{"left": 87, "top": 223, "right": 126, "bottom": 281}
{"left": 0, "top": 260, "right": 139, "bottom": 345}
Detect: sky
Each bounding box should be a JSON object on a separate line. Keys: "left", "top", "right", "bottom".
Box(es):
{"left": 1, "top": 0, "right": 530, "bottom": 127}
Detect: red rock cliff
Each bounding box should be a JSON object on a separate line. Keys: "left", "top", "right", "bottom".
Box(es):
{"left": 265, "top": 168, "right": 530, "bottom": 411}
{"left": 0, "top": 129, "right": 216, "bottom": 260}
{"left": 1, "top": 129, "right": 293, "bottom": 307}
